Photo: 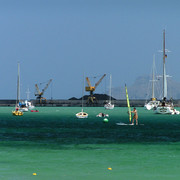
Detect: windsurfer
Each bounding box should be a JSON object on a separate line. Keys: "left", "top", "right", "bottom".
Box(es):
{"left": 131, "top": 107, "right": 138, "bottom": 125}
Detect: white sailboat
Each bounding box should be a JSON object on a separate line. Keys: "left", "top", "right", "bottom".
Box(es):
{"left": 24, "top": 88, "right": 35, "bottom": 110}
{"left": 25, "top": 100, "right": 35, "bottom": 110}
{"left": 12, "top": 63, "right": 24, "bottom": 115}
{"left": 15, "top": 63, "right": 28, "bottom": 112}
{"left": 155, "top": 30, "right": 178, "bottom": 114}
{"left": 104, "top": 74, "right": 114, "bottom": 109}
{"left": 76, "top": 75, "right": 88, "bottom": 118}
{"left": 144, "top": 55, "right": 160, "bottom": 110}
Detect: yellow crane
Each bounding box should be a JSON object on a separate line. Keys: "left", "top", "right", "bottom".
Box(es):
{"left": 85, "top": 74, "right": 106, "bottom": 104}
{"left": 35, "top": 79, "right": 52, "bottom": 103}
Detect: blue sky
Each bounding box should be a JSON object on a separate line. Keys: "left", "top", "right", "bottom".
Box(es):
{"left": 0, "top": 0, "right": 180, "bottom": 99}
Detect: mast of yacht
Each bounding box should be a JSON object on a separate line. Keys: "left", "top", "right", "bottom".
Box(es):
{"left": 163, "top": 29, "right": 167, "bottom": 99}
{"left": 109, "top": 74, "right": 112, "bottom": 103}
{"left": 81, "top": 73, "right": 84, "bottom": 112}
{"left": 152, "top": 55, "right": 155, "bottom": 100}
{"left": 26, "top": 88, "right": 30, "bottom": 100}
{"left": 17, "top": 62, "right": 20, "bottom": 106}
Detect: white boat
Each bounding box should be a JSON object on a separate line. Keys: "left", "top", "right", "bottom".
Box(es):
{"left": 76, "top": 74, "right": 88, "bottom": 118}
{"left": 104, "top": 102, "right": 114, "bottom": 110}
{"left": 155, "top": 30, "right": 178, "bottom": 114}
{"left": 96, "top": 113, "right": 109, "bottom": 117}
{"left": 76, "top": 110, "right": 88, "bottom": 118}
{"left": 12, "top": 63, "right": 26, "bottom": 115}
{"left": 25, "top": 100, "right": 35, "bottom": 110}
{"left": 156, "top": 104, "right": 173, "bottom": 114}
{"left": 18, "top": 103, "right": 29, "bottom": 112}
{"left": 104, "top": 74, "right": 114, "bottom": 109}
{"left": 171, "top": 109, "right": 180, "bottom": 115}
{"left": 145, "top": 100, "right": 160, "bottom": 110}
{"left": 144, "top": 55, "right": 160, "bottom": 110}
{"left": 24, "top": 88, "right": 35, "bottom": 110}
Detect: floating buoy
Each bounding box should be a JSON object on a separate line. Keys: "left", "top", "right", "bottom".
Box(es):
{"left": 33, "top": 173, "right": 37, "bottom": 176}
{"left": 108, "top": 167, "right": 112, "bottom": 170}
{"left": 103, "top": 118, "right": 109, "bottom": 123}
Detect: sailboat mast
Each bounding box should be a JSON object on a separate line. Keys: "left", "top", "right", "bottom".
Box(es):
{"left": 17, "top": 63, "right": 20, "bottom": 104}
{"left": 152, "top": 55, "right": 155, "bottom": 100}
{"left": 109, "top": 74, "right": 112, "bottom": 102}
{"left": 82, "top": 73, "right": 84, "bottom": 112}
{"left": 163, "top": 29, "right": 167, "bottom": 98}
{"left": 26, "top": 88, "right": 30, "bottom": 100}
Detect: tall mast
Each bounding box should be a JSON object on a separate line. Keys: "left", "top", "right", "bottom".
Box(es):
{"left": 82, "top": 73, "right": 84, "bottom": 112}
{"left": 26, "top": 88, "right": 30, "bottom": 100}
{"left": 163, "top": 29, "right": 167, "bottom": 98}
{"left": 109, "top": 74, "right": 112, "bottom": 103}
{"left": 17, "top": 62, "right": 20, "bottom": 104}
{"left": 152, "top": 55, "right": 155, "bottom": 100}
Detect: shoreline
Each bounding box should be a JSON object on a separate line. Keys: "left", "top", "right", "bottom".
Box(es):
{"left": 1, "top": 99, "right": 180, "bottom": 107}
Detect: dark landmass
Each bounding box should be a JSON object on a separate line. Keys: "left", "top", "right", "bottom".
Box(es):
{"left": 69, "top": 93, "right": 116, "bottom": 100}
{"left": 68, "top": 97, "right": 78, "bottom": 100}
{"left": 70, "top": 76, "right": 180, "bottom": 100}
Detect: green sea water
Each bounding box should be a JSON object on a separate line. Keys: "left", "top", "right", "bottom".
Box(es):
{"left": 1, "top": 107, "right": 180, "bottom": 179}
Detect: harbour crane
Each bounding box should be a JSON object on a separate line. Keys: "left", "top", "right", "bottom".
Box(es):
{"left": 85, "top": 74, "right": 106, "bottom": 104}
{"left": 35, "top": 79, "right": 52, "bottom": 103}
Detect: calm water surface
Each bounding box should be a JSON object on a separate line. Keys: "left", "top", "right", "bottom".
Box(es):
{"left": 0, "top": 107, "right": 180, "bottom": 179}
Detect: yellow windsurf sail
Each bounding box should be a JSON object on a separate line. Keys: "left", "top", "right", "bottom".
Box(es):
{"left": 125, "top": 84, "right": 131, "bottom": 122}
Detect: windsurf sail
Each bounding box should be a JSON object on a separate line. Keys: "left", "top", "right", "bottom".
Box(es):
{"left": 125, "top": 84, "right": 131, "bottom": 122}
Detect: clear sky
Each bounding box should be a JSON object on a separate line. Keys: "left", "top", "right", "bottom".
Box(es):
{"left": 0, "top": 0, "right": 180, "bottom": 99}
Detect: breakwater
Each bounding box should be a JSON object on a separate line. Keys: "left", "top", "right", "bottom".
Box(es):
{"left": 1, "top": 99, "right": 180, "bottom": 107}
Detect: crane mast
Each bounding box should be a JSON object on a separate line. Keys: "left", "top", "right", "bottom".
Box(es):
{"left": 35, "top": 79, "right": 52, "bottom": 103}
{"left": 85, "top": 74, "right": 106, "bottom": 104}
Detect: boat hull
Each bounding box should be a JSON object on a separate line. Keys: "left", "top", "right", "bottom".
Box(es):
{"left": 76, "top": 112, "right": 88, "bottom": 118}
{"left": 12, "top": 110, "right": 23, "bottom": 116}
{"left": 155, "top": 106, "right": 173, "bottom": 114}
{"left": 144, "top": 101, "right": 160, "bottom": 110}
{"left": 25, "top": 100, "right": 35, "bottom": 110}
{"left": 96, "top": 113, "right": 109, "bottom": 117}
{"left": 104, "top": 103, "right": 114, "bottom": 110}
{"left": 19, "top": 108, "right": 29, "bottom": 112}
{"left": 144, "top": 104, "right": 152, "bottom": 110}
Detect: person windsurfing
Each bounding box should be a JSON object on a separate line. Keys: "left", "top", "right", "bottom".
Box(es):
{"left": 131, "top": 107, "right": 138, "bottom": 125}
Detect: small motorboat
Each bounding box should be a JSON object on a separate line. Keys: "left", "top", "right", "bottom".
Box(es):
{"left": 104, "top": 75, "right": 114, "bottom": 110}
{"left": 96, "top": 113, "right": 109, "bottom": 117}
{"left": 25, "top": 100, "right": 35, "bottom": 110}
{"left": 12, "top": 109, "right": 23, "bottom": 116}
{"left": 76, "top": 74, "right": 88, "bottom": 119}
{"left": 104, "top": 102, "right": 114, "bottom": 110}
{"left": 31, "top": 110, "right": 39, "bottom": 112}
{"left": 171, "top": 109, "right": 180, "bottom": 115}
{"left": 76, "top": 111, "right": 88, "bottom": 118}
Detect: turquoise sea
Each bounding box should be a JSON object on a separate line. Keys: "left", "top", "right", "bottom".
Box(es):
{"left": 0, "top": 107, "right": 180, "bottom": 179}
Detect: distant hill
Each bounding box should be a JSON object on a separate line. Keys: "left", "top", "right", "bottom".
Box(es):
{"left": 69, "top": 94, "right": 116, "bottom": 100}
{"left": 112, "top": 75, "right": 180, "bottom": 100}
{"left": 68, "top": 97, "right": 78, "bottom": 100}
